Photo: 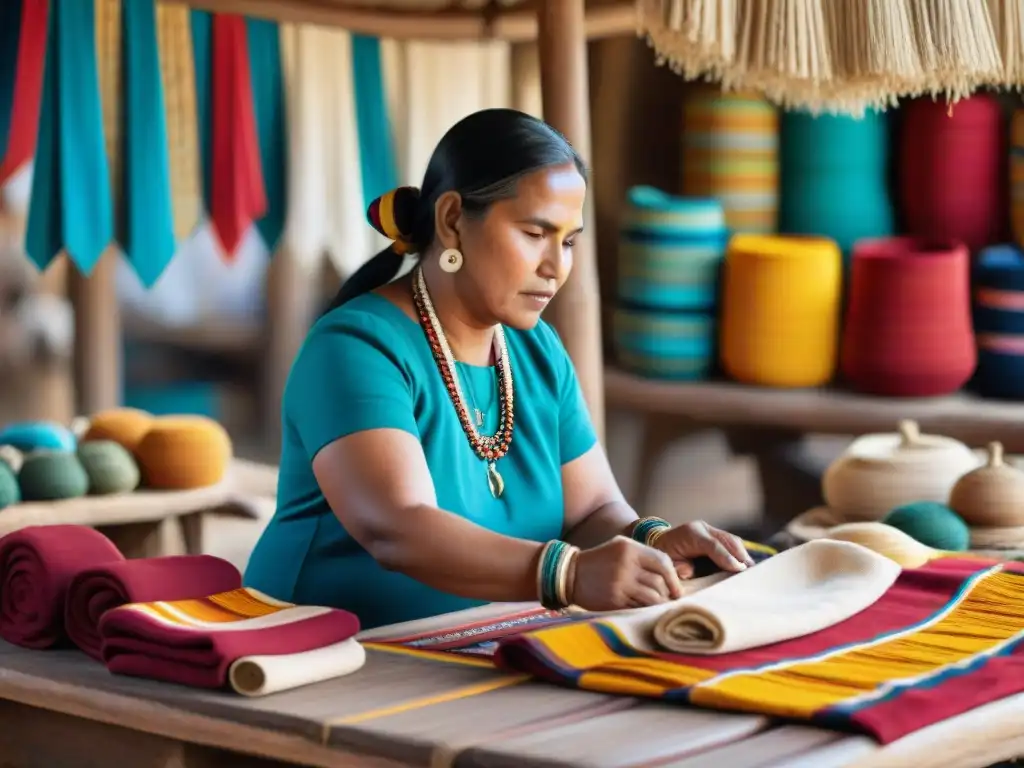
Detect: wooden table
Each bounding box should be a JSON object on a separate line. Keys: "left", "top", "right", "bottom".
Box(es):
{"left": 2, "top": 602, "right": 1023, "bottom": 768}
{"left": 604, "top": 367, "right": 1024, "bottom": 533}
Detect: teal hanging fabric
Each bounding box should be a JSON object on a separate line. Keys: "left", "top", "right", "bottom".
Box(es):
{"left": 189, "top": 9, "right": 213, "bottom": 212}
{"left": 120, "top": 0, "right": 175, "bottom": 287}
{"left": 26, "top": 0, "right": 113, "bottom": 274}
{"left": 351, "top": 34, "right": 397, "bottom": 206}
{"left": 0, "top": 1, "right": 22, "bottom": 161}
{"left": 246, "top": 18, "right": 287, "bottom": 251}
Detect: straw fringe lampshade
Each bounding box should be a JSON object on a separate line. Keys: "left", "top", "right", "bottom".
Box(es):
{"left": 638, "top": 0, "right": 1019, "bottom": 114}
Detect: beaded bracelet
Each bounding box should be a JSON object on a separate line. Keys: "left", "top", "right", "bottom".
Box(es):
{"left": 632, "top": 516, "right": 672, "bottom": 547}
{"left": 537, "top": 540, "right": 580, "bottom": 609}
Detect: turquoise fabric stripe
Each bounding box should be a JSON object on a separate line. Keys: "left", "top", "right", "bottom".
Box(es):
{"left": 0, "top": 0, "right": 21, "bottom": 161}
{"left": 121, "top": 0, "right": 175, "bottom": 287}
{"left": 189, "top": 9, "right": 212, "bottom": 213}
{"left": 351, "top": 34, "right": 397, "bottom": 205}
{"left": 618, "top": 281, "right": 715, "bottom": 310}
{"left": 246, "top": 18, "right": 287, "bottom": 251}
{"left": 27, "top": 0, "right": 113, "bottom": 274}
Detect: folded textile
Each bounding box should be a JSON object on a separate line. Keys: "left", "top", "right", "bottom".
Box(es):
{"left": 66, "top": 554, "right": 242, "bottom": 660}
{"left": 495, "top": 556, "right": 1024, "bottom": 744}
{"left": 100, "top": 587, "right": 362, "bottom": 694}
{"left": 651, "top": 540, "right": 900, "bottom": 654}
{"left": 0, "top": 525, "right": 123, "bottom": 648}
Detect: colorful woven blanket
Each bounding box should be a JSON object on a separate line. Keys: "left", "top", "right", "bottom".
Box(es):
{"left": 494, "top": 557, "right": 1024, "bottom": 744}
{"left": 99, "top": 587, "right": 364, "bottom": 696}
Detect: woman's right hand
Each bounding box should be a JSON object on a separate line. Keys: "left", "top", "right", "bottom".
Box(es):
{"left": 567, "top": 535, "right": 684, "bottom": 611}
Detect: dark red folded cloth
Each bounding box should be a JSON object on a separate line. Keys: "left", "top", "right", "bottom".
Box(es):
{"left": 66, "top": 555, "right": 242, "bottom": 661}
{"left": 0, "top": 525, "right": 123, "bottom": 649}
{"left": 99, "top": 587, "right": 360, "bottom": 690}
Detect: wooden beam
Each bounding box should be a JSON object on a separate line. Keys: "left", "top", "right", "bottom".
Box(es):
{"left": 69, "top": 251, "right": 121, "bottom": 416}
{"left": 162, "top": 0, "right": 636, "bottom": 43}
{"left": 537, "top": 0, "right": 606, "bottom": 441}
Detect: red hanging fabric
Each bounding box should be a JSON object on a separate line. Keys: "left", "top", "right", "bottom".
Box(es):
{"left": 210, "top": 14, "right": 266, "bottom": 259}
{"left": 0, "top": 0, "right": 49, "bottom": 184}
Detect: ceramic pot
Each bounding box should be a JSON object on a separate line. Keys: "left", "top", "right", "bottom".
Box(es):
{"left": 949, "top": 442, "right": 1024, "bottom": 527}
{"left": 841, "top": 237, "right": 976, "bottom": 397}
{"left": 822, "top": 420, "right": 980, "bottom": 521}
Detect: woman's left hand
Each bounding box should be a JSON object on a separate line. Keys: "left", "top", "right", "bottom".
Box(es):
{"left": 650, "top": 521, "right": 755, "bottom": 579}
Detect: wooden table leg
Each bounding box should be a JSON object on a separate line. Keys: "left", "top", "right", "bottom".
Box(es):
{"left": 98, "top": 520, "right": 170, "bottom": 559}
{"left": 179, "top": 512, "right": 204, "bottom": 556}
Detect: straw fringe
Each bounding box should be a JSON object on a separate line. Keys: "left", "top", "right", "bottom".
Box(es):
{"left": 639, "top": 0, "right": 1020, "bottom": 114}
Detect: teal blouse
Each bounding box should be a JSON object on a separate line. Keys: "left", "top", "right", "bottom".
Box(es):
{"left": 243, "top": 292, "right": 598, "bottom": 629}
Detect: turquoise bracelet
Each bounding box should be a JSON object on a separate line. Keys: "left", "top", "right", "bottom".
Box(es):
{"left": 632, "top": 516, "right": 671, "bottom": 547}
{"left": 537, "top": 540, "right": 578, "bottom": 609}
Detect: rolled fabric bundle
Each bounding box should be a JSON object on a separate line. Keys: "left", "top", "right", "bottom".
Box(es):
{"left": 719, "top": 234, "right": 842, "bottom": 387}
{"left": 0, "top": 525, "right": 124, "bottom": 648}
{"left": 841, "top": 237, "right": 976, "bottom": 397}
{"left": 617, "top": 187, "right": 727, "bottom": 312}
{"left": 228, "top": 639, "right": 366, "bottom": 697}
{"left": 900, "top": 95, "right": 1005, "bottom": 252}
{"left": 612, "top": 307, "right": 715, "bottom": 381}
{"left": 0, "top": 421, "right": 76, "bottom": 453}
{"left": 650, "top": 541, "right": 900, "bottom": 654}
{"left": 681, "top": 88, "right": 778, "bottom": 234}
{"left": 100, "top": 586, "right": 362, "bottom": 694}
{"left": 779, "top": 110, "right": 894, "bottom": 254}
{"left": 65, "top": 554, "right": 242, "bottom": 660}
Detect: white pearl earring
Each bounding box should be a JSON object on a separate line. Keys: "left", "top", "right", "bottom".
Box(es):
{"left": 439, "top": 248, "right": 463, "bottom": 274}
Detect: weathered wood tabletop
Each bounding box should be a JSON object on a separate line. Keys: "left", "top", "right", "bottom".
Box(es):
{"left": 2, "top": 602, "right": 1024, "bottom": 768}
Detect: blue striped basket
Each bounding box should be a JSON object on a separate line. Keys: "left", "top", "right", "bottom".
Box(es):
{"left": 971, "top": 244, "right": 1024, "bottom": 399}
{"left": 617, "top": 187, "right": 728, "bottom": 313}
{"left": 612, "top": 306, "right": 716, "bottom": 381}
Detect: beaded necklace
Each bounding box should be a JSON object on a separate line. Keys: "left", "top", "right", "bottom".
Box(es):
{"left": 411, "top": 266, "right": 514, "bottom": 498}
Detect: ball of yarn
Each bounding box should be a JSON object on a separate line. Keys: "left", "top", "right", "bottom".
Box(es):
{"left": 883, "top": 501, "right": 970, "bottom": 551}
{"left": 0, "top": 461, "right": 20, "bottom": 510}
{"left": 135, "top": 416, "right": 232, "bottom": 490}
{"left": 18, "top": 451, "right": 90, "bottom": 502}
{"left": 0, "top": 421, "right": 76, "bottom": 453}
{"left": 81, "top": 407, "right": 154, "bottom": 454}
{"left": 0, "top": 445, "right": 24, "bottom": 474}
{"left": 77, "top": 440, "right": 141, "bottom": 495}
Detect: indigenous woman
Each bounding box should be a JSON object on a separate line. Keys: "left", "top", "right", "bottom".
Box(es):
{"left": 244, "top": 109, "right": 753, "bottom": 629}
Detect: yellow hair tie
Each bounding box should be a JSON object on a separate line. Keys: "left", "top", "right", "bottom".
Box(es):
{"left": 368, "top": 187, "right": 418, "bottom": 254}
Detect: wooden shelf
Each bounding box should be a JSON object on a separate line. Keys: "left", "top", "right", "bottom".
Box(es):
{"left": 605, "top": 366, "right": 1024, "bottom": 451}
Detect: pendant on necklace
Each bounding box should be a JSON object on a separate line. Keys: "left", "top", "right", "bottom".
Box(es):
{"left": 475, "top": 408, "right": 484, "bottom": 427}
{"left": 486, "top": 461, "right": 505, "bottom": 499}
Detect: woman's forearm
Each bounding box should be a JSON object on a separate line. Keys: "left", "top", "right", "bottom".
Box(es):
{"left": 563, "top": 500, "right": 639, "bottom": 550}
{"left": 366, "top": 502, "right": 545, "bottom": 603}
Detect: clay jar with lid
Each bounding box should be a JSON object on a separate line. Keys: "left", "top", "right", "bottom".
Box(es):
{"left": 840, "top": 237, "right": 976, "bottom": 397}
{"left": 949, "top": 442, "right": 1024, "bottom": 528}
{"left": 822, "top": 420, "right": 979, "bottom": 522}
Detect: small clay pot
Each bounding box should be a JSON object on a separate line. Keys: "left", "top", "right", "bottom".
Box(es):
{"left": 949, "top": 442, "right": 1024, "bottom": 528}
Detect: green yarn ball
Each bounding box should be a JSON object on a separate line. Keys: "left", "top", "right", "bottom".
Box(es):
{"left": 77, "top": 440, "right": 141, "bottom": 495}
{"left": 883, "top": 501, "right": 971, "bottom": 552}
{"left": 18, "top": 451, "right": 90, "bottom": 502}
{"left": 0, "top": 461, "right": 20, "bottom": 510}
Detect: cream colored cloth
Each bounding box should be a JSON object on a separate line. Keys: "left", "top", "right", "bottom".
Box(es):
{"left": 227, "top": 638, "right": 366, "bottom": 697}
{"left": 280, "top": 25, "right": 381, "bottom": 278}
{"left": 603, "top": 540, "right": 901, "bottom": 655}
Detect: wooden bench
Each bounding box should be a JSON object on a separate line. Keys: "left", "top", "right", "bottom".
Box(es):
{"left": 0, "top": 458, "right": 277, "bottom": 558}
{"left": 2, "top": 602, "right": 1024, "bottom": 768}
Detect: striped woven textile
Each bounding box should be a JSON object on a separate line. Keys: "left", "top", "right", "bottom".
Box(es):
{"left": 972, "top": 244, "right": 1024, "bottom": 399}
{"left": 494, "top": 556, "right": 1024, "bottom": 745}
{"left": 682, "top": 89, "right": 778, "bottom": 234}
{"left": 612, "top": 307, "right": 715, "bottom": 381}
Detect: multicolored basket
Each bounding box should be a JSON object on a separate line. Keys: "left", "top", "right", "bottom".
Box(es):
{"left": 612, "top": 307, "right": 715, "bottom": 381}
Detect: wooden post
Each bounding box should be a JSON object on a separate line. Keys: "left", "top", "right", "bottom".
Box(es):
{"left": 537, "top": 0, "right": 606, "bottom": 441}
{"left": 68, "top": 250, "right": 121, "bottom": 416}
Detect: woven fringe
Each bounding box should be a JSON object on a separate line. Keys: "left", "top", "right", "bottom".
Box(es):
{"left": 639, "top": 0, "right": 1019, "bottom": 114}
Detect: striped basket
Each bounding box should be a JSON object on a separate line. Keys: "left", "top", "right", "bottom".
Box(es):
{"left": 972, "top": 244, "right": 1024, "bottom": 399}
{"left": 682, "top": 88, "right": 779, "bottom": 234}
{"left": 612, "top": 307, "right": 716, "bottom": 381}
{"left": 617, "top": 187, "right": 727, "bottom": 312}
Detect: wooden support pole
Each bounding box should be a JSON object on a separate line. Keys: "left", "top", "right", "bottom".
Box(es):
{"left": 537, "top": 0, "right": 606, "bottom": 441}
{"left": 69, "top": 250, "right": 121, "bottom": 416}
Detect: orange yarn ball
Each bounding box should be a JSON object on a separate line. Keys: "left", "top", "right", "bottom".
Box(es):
{"left": 135, "top": 416, "right": 233, "bottom": 490}
{"left": 82, "top": 408, "right": 154, "bottom": 454}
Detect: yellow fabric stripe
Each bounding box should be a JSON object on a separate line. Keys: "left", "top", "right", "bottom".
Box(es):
{"left": 362, "top": 642, "right": 497, "bottom": 669}
{"left": 378, "top": 190, "right": 400, "bottom": 240}
{"left": 206, "top": 588, "right": 287, "bottom": 618}
{"left": 95, "top": 0, "right": 122, "bottom": 232}
{"left": 328, "top": 675, "right": 528, "bottom": 725}
{"left": 692, "top": 567, "right": 1023, "bottom": 718}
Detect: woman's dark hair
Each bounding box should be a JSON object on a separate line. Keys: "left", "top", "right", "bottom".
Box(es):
{"left": 326, "top": 108, "right": 587, "bottom": 312}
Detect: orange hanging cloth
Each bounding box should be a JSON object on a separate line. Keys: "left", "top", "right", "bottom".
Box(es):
{"left": 0, "top": 0, "right": 48, "bottom": 184}
{"left": 209, "top": 14, "right": 266, "bottom": 258}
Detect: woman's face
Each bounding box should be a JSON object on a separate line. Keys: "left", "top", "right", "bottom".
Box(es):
{"left": 456, "top": 163, "right": 586, "bottom": 330}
